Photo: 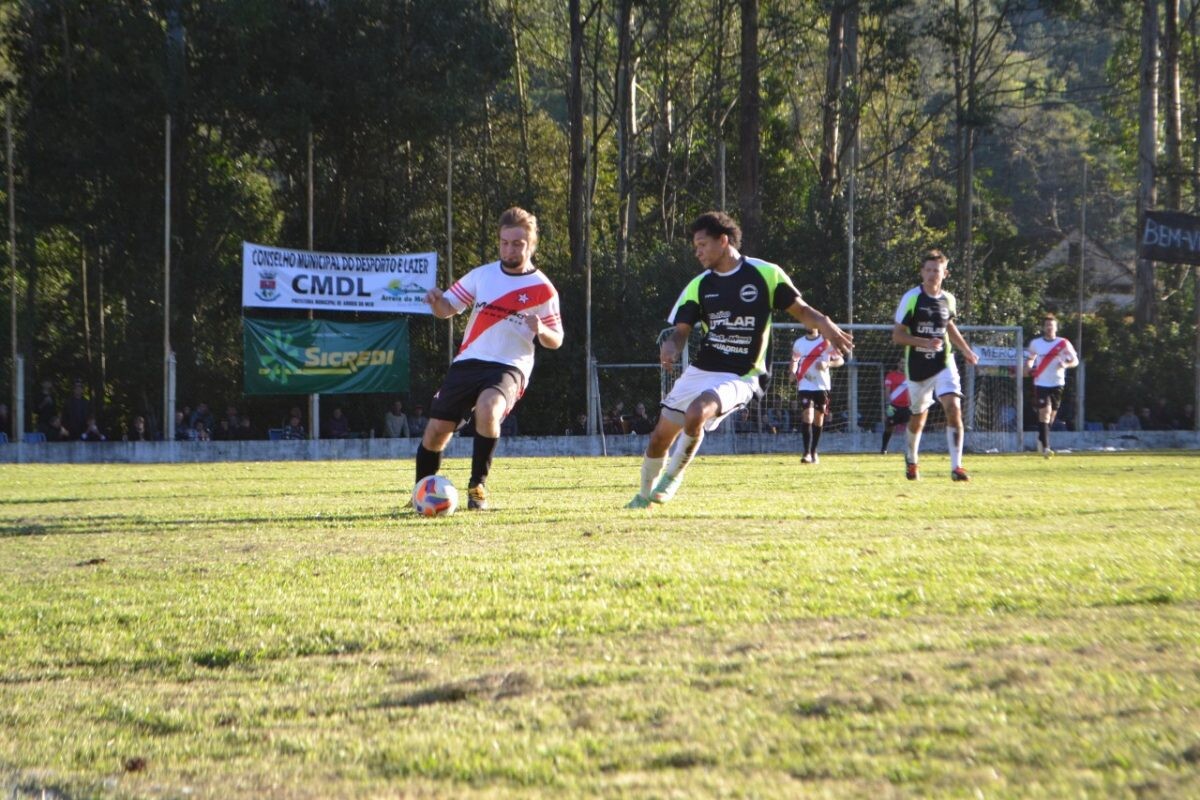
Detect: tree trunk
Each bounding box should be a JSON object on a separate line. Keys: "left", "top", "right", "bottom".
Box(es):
{"left": 818, "top": 2, "right": 846, "bottom": 212}
{"left": 737, "top": 0, "right": 761, "bottom": 249}
{"left": 1135, "top": 0, "right": 1159, "bottom": 327}
{"left": 568, "top": 0, "right": 586, "bottom": 278}
{"left": 615, "top": 0, "right": 634, "bottom": 277}
{"left": 507, "top": 0, "right": 533, "bottom": 201}
{"left": 1164, "top": 0, "right": 1182, "bottom": 209}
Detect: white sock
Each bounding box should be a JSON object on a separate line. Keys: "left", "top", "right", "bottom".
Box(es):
{"left": 905, "top": 427, "right": 921, "bottom": 463}
{"left": 947, "top": 426, "right": 964, "bottom": 469}
{"left": 640, "top": 456, "right": 665, "bottom": 498}
{"left": 666, "top": 430, "right": 704, "bottom": 480}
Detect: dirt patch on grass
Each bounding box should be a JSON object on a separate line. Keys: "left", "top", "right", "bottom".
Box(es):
{"left": 385, "top": 670, "right": 538, "bottom": 708}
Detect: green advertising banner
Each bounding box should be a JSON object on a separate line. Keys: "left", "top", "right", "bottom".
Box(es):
{"left": 243, "top": 317, "right": 410, "bottom": 395}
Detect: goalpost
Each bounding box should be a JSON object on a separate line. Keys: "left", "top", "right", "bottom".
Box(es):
{"left": 590, "top": 323, "right": 1023, "bottom": 454}
{"left": 763, "top": 323, "right": 1024, "bottom": 453}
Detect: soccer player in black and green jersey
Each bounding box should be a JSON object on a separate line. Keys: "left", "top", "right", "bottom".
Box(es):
{"left": 891, "top": 249, "right": 979, "bottom": 482}
{"left": 627, "top": 212, "right": 853, "bottom": 508}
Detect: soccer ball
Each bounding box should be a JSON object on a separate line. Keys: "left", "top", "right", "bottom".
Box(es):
{"left": 411, "top": 474, "right": 459, "bottom": 517}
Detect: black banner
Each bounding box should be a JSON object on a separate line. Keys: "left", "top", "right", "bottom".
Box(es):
{"left": 1139, "top": 209, "right": 1200, "bottom": 265}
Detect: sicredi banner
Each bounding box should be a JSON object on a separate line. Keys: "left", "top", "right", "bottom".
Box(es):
{"left": 243, "top": 317, "right": 409, "bottom": 395}
{"left": 243, "top": 241, "right": 436, "bottom": 313}
{"left": 1139, "top": 209, "right": 1200, "bottom": 265}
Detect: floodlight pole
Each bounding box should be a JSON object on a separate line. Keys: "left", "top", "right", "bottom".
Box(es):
{"left": 164, "top": 114, "right": 173, "bottom": 442}
{"left": 1076, "top": 160, "right": 1086, "bottom": 432}
{"left": 307, "top": 129, "right": 319, "bottom": 441}
{"left": 7, "top": 105, "right": 20, "bottom": 443}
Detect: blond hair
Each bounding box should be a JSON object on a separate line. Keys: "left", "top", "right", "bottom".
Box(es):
{"left": 498, "top": 207, "right": 538, "bottom": 248}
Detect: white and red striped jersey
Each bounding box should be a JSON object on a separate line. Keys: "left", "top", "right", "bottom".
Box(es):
{"left": 445, "top": 261, "right": 562, "bottom": 381}
{"left": 791, "top": 335, "right": 841, "bottom": 391}
{"left": 883, "top": 370, "right": 910, "bottom": 408}
{"left": 1025, "top": 336, "right": 1077, "bottom": 388}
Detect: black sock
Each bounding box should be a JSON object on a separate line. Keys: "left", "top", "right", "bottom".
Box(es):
{"left": 811, "top": 425, "right": 823, "bottom": 454}
{"left": 1038, "top": 423, "right": 1049, "bottom": 449}
{"left": 415, "top": 444, "right": 441, "bottom": 482}
{"left": 881, "top": 429, "right": 893, "bottom": 452}
{"left": 470, "top": 435, "right": 499, "bottom": 488}
{"left": 801, "top": 423, "right": 812, "bottom": 455}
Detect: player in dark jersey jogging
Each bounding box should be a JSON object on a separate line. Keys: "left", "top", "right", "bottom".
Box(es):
{"left": 892, "top": 249, "right": 979, "bottom": 482}
{"left": 626, "top": 211, "right": 853, "bottom": 508}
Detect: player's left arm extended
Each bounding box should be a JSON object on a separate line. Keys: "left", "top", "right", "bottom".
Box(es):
{"left": 787, "top": 301, "right": 853, "bottom": 356}
{"left": 525, "top": 314, "right": 564, "bottom": 349}
{"left": 947, "top": 321, "right": 979, "bottom": 365}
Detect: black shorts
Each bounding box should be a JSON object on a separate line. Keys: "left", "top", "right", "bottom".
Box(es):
{"left": 429, "top": 359, "right": 525, "bottom": 424}
{"left": 886, "top": 405, "right": 912, "bottom": 426}
{"left": 798, "top": 390, "right": 830, "bottom": 414}
{"left": 1033, "top": 385, "right": 1063, "bottom": 411}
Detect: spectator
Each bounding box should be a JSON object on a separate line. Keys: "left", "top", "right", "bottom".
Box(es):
{"left": 223, "top": 405, "right": 241, "bottom": 431}
{"left": 325, "top": 406, "right": 351, "bottom": 438}
{"left": 408, "top": 404, "right": 429, "bottom": 438}
{"left": 566, "top": 412, "right": 589, "bottom": 435}
{"left": 762, "top": 404, "right": 790, "bottom": 435}
{"left": 997, "top": 403, "right": 1018, "bottom": 432}
{"left": 384, "top": 400, "right": 410, "bottom": 438}
{"left": 63, "top": 379, "right": 91, "bottom": 439}
{"left": 1137, "top": 406, "right": 1154, "bottom": 431}
{"left": 733, "top": 406, "right": 756, "bottom": 434}
{"left": 174, "top": 410, "right": 192, "bottom": 441}
{"left": 34, "top": 380, "right": 56, "bottom": 430}
{"left": 0, "top": 401, "right": 10, "bottom": 440}
{"left": 42, "top": 413, "right": 70, "bottom": 442}
{"left": 283, "top": 412, "right": 306, "bottom": 440}
{"left": 629, "top": 402, "right": 655, "bottom": 435}
{"left": 191, "top": 419, "right": 210, "bottom": 441}
{"left": 1151, "top": 398, "right": 1176, "bottom": 430}
{"left": 604, "top": 402, "right": 627, "bottom": 435}
{"left": 80, "top": 415, "right": 106, "bottom": 442}
{"left": 211, "top": 417, "right": 235, "bottom": 441}
{"left": 126, "top": 415, "right": 154, "bottom": 442}
{"left": 189, "top": 402, "right": 214, "bottom": 435}
{"left": 236, "top": 416, "right": 258, "bottom": 440}
{"left": 1115, "top": 406, "right": 1141, "bottom": 431}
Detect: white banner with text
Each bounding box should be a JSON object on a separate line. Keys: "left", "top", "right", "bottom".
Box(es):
{"left": 242, "top": 242, "right": 437, "bottom": 314}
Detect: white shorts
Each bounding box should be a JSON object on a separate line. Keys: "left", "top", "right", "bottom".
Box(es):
{"left": 907, "top": 359, "right": 962, "bottom": 414}
{"left": 660, "top": 365, "right": 758, "bottom": 432}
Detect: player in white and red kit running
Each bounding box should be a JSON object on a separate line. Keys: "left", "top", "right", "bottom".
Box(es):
{"left": 879, "top": 357, "right": 910, "bottom": 454}
{"left": 416, "top": 207, "right": 563, "bottom": 509}
{"left": 1024, "top": 313, "right": 1077, "bottom": 458}
{"left": 892, "top": 249, "right": 979, "bottom": 482}
{"left": 790, "top": 327, "right": 844, "bottom": 463}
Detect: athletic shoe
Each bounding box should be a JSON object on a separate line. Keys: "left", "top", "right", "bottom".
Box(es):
{"left": 625, "top": 493, "right": 652, "bottom": 509}
{"left": 905, "top": 459, "right": 919, "bottom": 481}
{"left": 801, "top": 453, "right": 813, "bottom": 464}
{"left": 1043, "top": 447, "right": 1054, "bottom": 460}
{"left": 649, "top": 473, "right": 682, "bottom": 504}
{"left": 810, "top": 453, "right": 820, "bottom": 464}
{"left": 880, "top": 449, "right": 888, "bottom": 455}
{"left": 950, "top": 467, "right": 971, "bottom": 482}
{"left": 467, "top": 484, "right": 489, "bottom": 510}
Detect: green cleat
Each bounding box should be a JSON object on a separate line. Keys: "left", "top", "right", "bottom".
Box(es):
{"left": 625, "top": 493, "right": 652, "bottom": 509}
{"left": 649, "top": 473, "right": 683, "bottom": 504}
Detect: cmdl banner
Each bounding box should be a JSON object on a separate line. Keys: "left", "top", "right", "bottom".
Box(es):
{"left": 1139, "top": 209, "right": 1200, "bottom": 265}
{"left": 242, "top": 241, "right": 437, "bottom": 313}
{"left": 243, "top": 317, "right": 409, "bottom": 395}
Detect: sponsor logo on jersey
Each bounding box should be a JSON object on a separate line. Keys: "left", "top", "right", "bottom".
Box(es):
{"left": 739, "top": 284, "right": 759, "bottom": 302}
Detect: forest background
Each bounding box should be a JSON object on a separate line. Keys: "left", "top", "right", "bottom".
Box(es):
{"left": 1, "top": 0, "right": 1198, "bottom": 438}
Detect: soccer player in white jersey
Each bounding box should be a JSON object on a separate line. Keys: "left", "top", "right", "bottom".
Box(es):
{"left": 416, "top": 207, "right": 563, "bottom": 509}
{"left": 1024, "top": 313, "right": 1077, "bottom": 458}
{"left": 790, "top": 326, "right": 844, "bottom": 464}
{"left": 892, "top": 249, "right": 979, "bottom": 482}
{"left": 626, "top": 211, "right": 853, "bottom": 508}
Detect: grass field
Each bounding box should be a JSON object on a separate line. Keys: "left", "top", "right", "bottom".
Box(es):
{"left": 1, "top": 452, "right": 1198, "bottom": 799}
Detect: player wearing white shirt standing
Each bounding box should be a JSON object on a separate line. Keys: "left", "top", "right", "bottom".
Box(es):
{"left": 1024, "top": 313, "right": 1077, "bottom": 458}
{"left": 790, "top": 327, "right": 844, "bottom": 463}
{"left": 416, "top": 207, "right": 563, "bottom": 509}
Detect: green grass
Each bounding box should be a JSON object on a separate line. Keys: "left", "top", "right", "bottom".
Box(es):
{"left": 1, "top": 452, "right": 1199, "bottom": 799}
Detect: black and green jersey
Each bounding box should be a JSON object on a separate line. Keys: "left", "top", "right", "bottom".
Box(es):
{"left": 893, "top": 285, "right": 957, "bottom": 382}
{"left": 668, "top": 257, "right": 801, "bottom": 378}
